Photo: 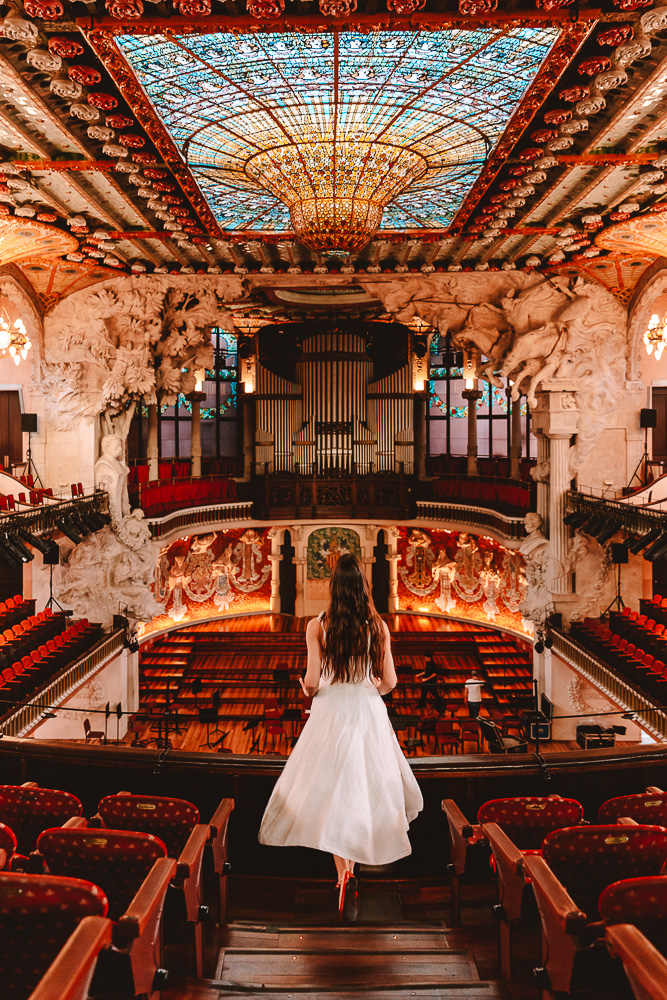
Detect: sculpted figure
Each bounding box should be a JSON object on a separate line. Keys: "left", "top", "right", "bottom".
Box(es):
{"left": 95, "top": 433, "right": 130, "bottom": 527}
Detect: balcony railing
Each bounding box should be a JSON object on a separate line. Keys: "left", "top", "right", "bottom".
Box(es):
{"left": 1, "top": 629, "right": 125, "bottom": 738}
{"left": 255, "top": 470, "right": 412, "bottom": 520}
{"left": 552, "top": 629, "right": 667, "bottom": 742}
{"left": 147, "top": 501, "right": 253, "bottom": 541}
{"left": 416, "top": 500, "right": 526, "bottom": 541}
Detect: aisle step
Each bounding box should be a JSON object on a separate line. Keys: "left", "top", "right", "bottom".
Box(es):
{"left": 217, "top": 947, "right": 480, "bottom": 988}
{"left": 222, "top": 924, "right": 449, "bottom": 951}
{"left": 168, "top": 982, "right": 509, "bottom": 998}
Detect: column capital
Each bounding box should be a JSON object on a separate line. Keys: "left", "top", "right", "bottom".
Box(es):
{"left": 531, "top": 385, "right": 579, "bottom": 437}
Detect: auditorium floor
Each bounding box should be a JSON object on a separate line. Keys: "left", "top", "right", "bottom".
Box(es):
{"left": 109, "top": 613, "right": 636, "bottom": 757}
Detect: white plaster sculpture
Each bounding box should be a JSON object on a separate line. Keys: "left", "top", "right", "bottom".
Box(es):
{"left": 431, "top": 550, "right": 457, "bottom": 613}
{"left": 518, "top": 512, "right": 551, "bottom": 626}
{"left": 41, "top": 274, "right": 246, "bottom": 430}
{"left": 212, "top": 543, "right": 238, "bottom": 611}
{"left": 360, "top": 273, "right": 627, "bottom": 474}
{"left": 95, "top": 433, "right": 130, "bottom": 528}
{"left": 55, "top": 509, "right": 164, "bottom": 629}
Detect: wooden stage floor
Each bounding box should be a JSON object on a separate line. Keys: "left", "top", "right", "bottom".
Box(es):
{"left": 121, "top": 613, "right": 621, "bottom": 757}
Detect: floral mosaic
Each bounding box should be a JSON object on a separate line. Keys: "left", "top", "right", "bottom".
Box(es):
{"left": 307, "top": 526, "right": 361, "bottom": 579}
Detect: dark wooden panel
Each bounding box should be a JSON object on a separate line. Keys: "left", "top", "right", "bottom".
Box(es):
{"left": 0, "top": 389, "right": 22, "bottom": 467}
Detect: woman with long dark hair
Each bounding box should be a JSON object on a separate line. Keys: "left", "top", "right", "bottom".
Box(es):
{"left": 259, "top": 553, "right": 423, "bottom": 917}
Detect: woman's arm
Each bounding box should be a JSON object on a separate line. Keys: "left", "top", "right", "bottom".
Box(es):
{"left": 377, "top": 620, "right": 397, "bottom": 696}
{"left": 302, "top": 617, "right": 323, "bottom": 698}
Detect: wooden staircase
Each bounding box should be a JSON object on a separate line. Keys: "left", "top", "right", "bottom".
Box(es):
{"left": 166, "top": 879, "right": 511, "bottom": 1000}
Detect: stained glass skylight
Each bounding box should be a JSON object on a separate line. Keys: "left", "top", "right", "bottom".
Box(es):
{"left": 118, "top": 28, "right": 558, "bottom": 248}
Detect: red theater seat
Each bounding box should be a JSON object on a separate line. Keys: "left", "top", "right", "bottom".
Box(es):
{"left": 97, "top": 792, "right": 210, "bottom": 975}
{"left": 524, "top": 824, "right": 667, "bottom": 996}
{"left": 599, "top": 790, "right": 667, "bottom": 826}
{"left": 36, "top": 826, "right": 176, "bottom": 998}
{"left": 0, "top": 872, "right": 109, "bottom": 1000}
{"left": 0, "top": 784, "right": 83, "bottom": 856}
{"left": 0, "top": 822, "right": 16, "bottom": 870}
{"left": 599, "top": 875, "right": 667, "bottom": 954}
{"left": 606, "top": 924, "right": 667, "bottom": 1000}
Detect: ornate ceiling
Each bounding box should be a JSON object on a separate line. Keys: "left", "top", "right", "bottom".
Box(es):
{"left": 0, "top": 0, "right": 666, "bottom": 313}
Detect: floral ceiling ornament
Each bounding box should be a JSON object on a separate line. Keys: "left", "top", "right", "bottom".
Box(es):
{"left": 457, "top": 0, "right": 493, "bottom": 12}
{"left": 320, "top": 0, "right": 357, "bottom": 14}
{"left": 247, "top": 0, "right": 285, "bottom": 17}
{"left": 173, "top": 0, "right": 212, "bottom": 14}
{"left": 105, "top": 0, "right": 144, "bottom": 17}
{"left": 23, "top": 0, "right": 64, "bottom": 19}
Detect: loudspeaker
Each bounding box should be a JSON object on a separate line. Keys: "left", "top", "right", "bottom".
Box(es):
{"left": 113, "top": 614, "right": 129, "bottom": 630}
{"left": 612, "top": 543, "right": 629, "bottom": 564}
{"left": 640, "top": 408, "right": 658, "bottom": 429}
{"left": 42, "top": 541, "right": 60, "bottom": 565}
{"left": 21, "top": 413, "right": 37, "bottom": 434}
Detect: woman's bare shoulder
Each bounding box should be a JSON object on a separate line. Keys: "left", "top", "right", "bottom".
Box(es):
{"left": 306, "top": 615, "right": 322, "bottom": 635}
{"left": 381, "top": 619, "right": 391, "bottom": 637}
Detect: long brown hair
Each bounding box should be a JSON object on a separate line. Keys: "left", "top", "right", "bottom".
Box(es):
{"left": 320, "top": 553, "right": 385, "bottom": 682}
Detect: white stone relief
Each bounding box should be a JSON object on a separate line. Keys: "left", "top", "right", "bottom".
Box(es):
{"left": 361, "top": 273, "right": 627, "bottom": 474}
{"left": 40, "top": 274, "right": 246, "bottom": 429}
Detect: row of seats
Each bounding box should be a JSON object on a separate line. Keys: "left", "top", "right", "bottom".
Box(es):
{"left": 0, "top": 608, "right": 70, "bottom": 665}
{"left": 572, "top": 619, "right": 667, "bottom": 700}
{"left": 0, "top": 620, "right": 102, "bottom": 708}
{"left": 443, "top": 788, "right": 667, "bottom": 998}
{"left": 0, "top": 594, "right": 33, "bottom": 631}
{"left": 0, "top": 783, "right": 234, "bottom": 998}
{"left": 0, "top": 488, "right": 55, "bottom": 511}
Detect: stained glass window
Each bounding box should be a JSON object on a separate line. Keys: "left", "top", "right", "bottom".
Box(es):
{"left": 118, "top": 28, "right": 558, "bottom": 236}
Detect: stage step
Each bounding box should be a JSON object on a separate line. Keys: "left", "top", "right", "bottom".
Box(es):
{"left": 168, "top": 983, "right": 509, "bottom": 999}
{"left": 222, "top": 924, "right": 450, "bottom": 950}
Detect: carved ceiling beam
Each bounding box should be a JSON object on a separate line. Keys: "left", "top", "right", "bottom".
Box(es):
{"left": 12, "top": 160, "right": 118, "bottom": 172}
{"left": 80, "top": 10, "right": 599, "bottom": 32}
{"left": 556, "top": 154, "right": 659, "bottom": 166}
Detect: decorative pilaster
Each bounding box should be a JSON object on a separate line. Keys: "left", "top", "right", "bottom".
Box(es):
{"left": 462, "top": 388, "right": 482, "bottom": 477}
{"left": 187, "top": 390, "right": 206, "bottom": 477}
{"left": 147, "top": 404, "right": 158, "bottom": 481}
{"left": 509, "top": 389, "right": 522, "bottom": 481}
{"left": 294, "top": 557, "right": 307, "bottom": 618}
{"left": 534, "top": 431, "right": 549, "bottom": 529}
{"left": 531, "top": 385, "right": 579, "bottom": 597}
{"left": 413, "top": 391, "right": 428, "bottom": 480}
{"left": 268, "top": 526, "right": 282, "bottom": 613}
{"left": 386, "top": 525, "right": 400, "bottom": 613}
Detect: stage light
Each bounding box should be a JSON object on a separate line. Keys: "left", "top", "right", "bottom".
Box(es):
{"left": 68, "top": 513, "right": 91, "bottom": 536}
{"left": 563, "top": 510, "right": 589, "bottom": 528}
{"left": 0, "top": 543, "right": 20, "bottom": 568}
{"left": 582, "top": 514, "right": 604, "bottom": 536}
{"left": 628, "top": 527, "right": 662, "bottom": 554}
{"left": 17, "top": 528, "right": 52, "bottom": 555}
{"left": 7, "top": 534, "right": 34, "bottom": 562}
{"left": 3, "top": 533, "right": 33, "bottom": 563}
{"left": 595, "top": 519, "right": 622, "bottom": 545}
{"left": 645, "top": 535, "right": 667, "bottom": 562}
{"left": 56, "top": 519, "right": 83, "bottom": 544}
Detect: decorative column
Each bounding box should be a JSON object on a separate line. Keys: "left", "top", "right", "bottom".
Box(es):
{"left": 294, "top": 557, "right": 307, "bottom": 618}
{"left": 462, "top": 388, "right": 482, "bottom": 476}
{"left": 509, "top": 389, "right": 522, "bottom": 481}
{"left": 187, "top": 390, "right": 206, "bottom": 477}
{"left": 147, "top": 404, "right": 158, "bottom": 481}
{"left": 534, "top": 431, "right": 549, "bottom": 529}
{"left": 386, "top": 526, "right": 401, "bottom": 614}
{"left": 238, "top": 383, "right": 255, "bottom": 482}
{"left": 268, "top": 527, "right": 282, "bottom": 613}
{"left": 531, "top": 385, "right": 579, "bottom": 597}
{"left": 413, "top": 390, "right": 428, "bottom": 479}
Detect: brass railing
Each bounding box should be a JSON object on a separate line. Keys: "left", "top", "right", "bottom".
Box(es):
{"left": 1, "top": 630, "right": 125, "bottom": 738}
{"left": 415, "top": 500, "right": 526, "bottom": 542}
{"left": 552, "top": 629, "right": 667, "bottom": 742}
{"left": 147, "top": 501, "right": 253, "bottom": 541}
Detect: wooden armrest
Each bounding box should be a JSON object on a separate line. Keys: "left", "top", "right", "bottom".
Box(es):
{"left": 645, "top": 786, "right": 664, "bottom": 794}
{"left": 617, "top": 816, "right": 639, "bottom": 825}
{"left": 606, "top": 924, "right": 667, "bottom": 1000}
{"left": 117, "top": 857, "right": 177, "bottom": 940}
{"left": 62, "top": 816, "right": 88, "bottom": 829}
{"left": 176, "top": 824, "right": 209, "bottom": 882}
{"left": 441, "top": 799, "right": 474, "bottom": 840}
{"left": 28, "top": 916, "right": 112, "bottom": 1000}
{"left": 522, "top": 855, "right": 587, "bottom": 934}
{"left": 209, "top": 797, "right": 234, "bottom": 840}
{"left": 21, "top": 781, "right": 39, "bottom": 788}
{"left": 481, "top": 822, "right": 524, "bottom": 873}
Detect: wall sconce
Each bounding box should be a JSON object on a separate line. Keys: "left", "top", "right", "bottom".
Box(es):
{"left": 194, "top": 368, "right": 206, "bottom": 392}
{"left": 463, "top": 350, "right": 477, "bottom": 389}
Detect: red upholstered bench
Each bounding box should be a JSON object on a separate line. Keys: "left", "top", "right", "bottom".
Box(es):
{"left": 0, "top": 784, "right": 82, "bottom": 857}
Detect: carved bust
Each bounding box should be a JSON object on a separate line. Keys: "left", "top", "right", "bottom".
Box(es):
{"left": 95, "top": 433, "right": 130, "bottom": 527}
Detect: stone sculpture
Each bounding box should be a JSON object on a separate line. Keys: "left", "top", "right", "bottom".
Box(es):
{"left": 40, "top": 274, "right": 245, "bottom": 429}
{"left": 361, "top": 273, "right": 627, "bottom": 474}
{"left": 95, "top": 433, "right": 130, "bottom": 528}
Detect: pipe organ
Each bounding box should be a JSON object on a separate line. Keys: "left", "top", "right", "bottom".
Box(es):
{"left": 254, "top": 323, "right": 414, "bottom": 475}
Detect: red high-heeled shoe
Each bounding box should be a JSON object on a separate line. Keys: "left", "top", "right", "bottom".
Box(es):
{"left": 338, "top": 869, "right": 358, "bottom": 922}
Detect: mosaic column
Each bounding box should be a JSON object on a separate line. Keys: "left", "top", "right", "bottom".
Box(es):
{"left": 462, "top": 388, "right": 482, "bottom": 477}
{"left": 531, "top": 386, "right": 579, "bottom": 597}
{"left": 187, "top": 390, "right": 206, "bottom": 478}
{"left": 147, "top": 404, "right": 158, "bottom": 481}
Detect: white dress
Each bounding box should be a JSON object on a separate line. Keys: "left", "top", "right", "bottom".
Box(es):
{"left": 258, "top": 622, "right": 423, "bottom": 866}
